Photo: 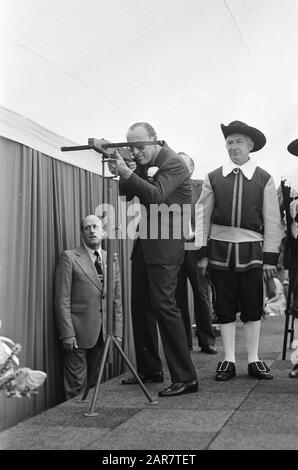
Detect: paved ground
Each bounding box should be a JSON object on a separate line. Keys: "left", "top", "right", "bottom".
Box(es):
{"left": 1, "top": 315, "right": 297, "bottom": 450}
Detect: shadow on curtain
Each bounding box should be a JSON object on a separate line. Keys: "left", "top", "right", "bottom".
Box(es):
{"left": 0, "top": 136, "right": 135, "bottom": 430}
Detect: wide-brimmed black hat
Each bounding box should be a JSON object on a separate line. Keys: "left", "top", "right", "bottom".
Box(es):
{"left": 220, "top": 120, "right": 266, "bottom": 152}
{"left": 287, "top": 139, "right": 298, "bottom": 156}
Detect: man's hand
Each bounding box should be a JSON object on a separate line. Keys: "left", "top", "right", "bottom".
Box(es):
{"left": 113, "top": 337, "right": 122, "bottom": 350}
{"left": 126, "top": 161, "right": 137, "bottom": 171}
{"left": 62, "top": 337, "right": 78, "bottom": 352}
{"left": 263, "top": 264, "right": 277, "bottom": 281}
{"left": 197, "top": 257, "right": 208, "bottom": 276}
{"left": 265, "top": 277, "right": 276, "bottom": 299}
{"left": 107, "top": 152, "right": 133, "bottom": 180}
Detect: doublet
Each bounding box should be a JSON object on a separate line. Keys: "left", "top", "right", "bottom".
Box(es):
{"left": 197, "top": 164, "right": 282, "bottom": 271}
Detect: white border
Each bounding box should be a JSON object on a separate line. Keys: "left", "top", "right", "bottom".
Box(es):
{"left": 0, "top": 106, "right": 103, "bottom": 175}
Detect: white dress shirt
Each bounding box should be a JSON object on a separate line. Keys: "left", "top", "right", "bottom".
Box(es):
{"left": 222, "top": 157, "right": 257, "bottom": 180}
{"left": 84, "top": 243, "right": 103, "bottom": 265}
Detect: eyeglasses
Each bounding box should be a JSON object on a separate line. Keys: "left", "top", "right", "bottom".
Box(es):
{"left": 130, "top": 145, "right": 146, "bottom": 153}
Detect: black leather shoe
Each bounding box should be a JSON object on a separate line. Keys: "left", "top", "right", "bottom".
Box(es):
{"left": 158, "top": 380, "right": 198, "bottom": 397}
{"left": 248, "top": 361, "right": 273, "bottom": 380}
{"left": 289, "top": 364, "right": 298, "bottom": 378}
{"left": 121, "top": 371, "right": 164, "bottom": 385}
{"left": 215, "top": 361, "right": 236, "bottom": 381}
{"left": 201, "top": 345, "right": 218, "bottom": 355}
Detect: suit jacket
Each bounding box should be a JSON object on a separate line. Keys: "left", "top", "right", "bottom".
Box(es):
{"left": 119, "top": 142, "right": 192, "bottom": 264}
{"left": 54, "top": 245, "right": 123, "bottom": 349}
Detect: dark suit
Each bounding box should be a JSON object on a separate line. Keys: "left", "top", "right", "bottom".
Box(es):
{"left": 176, "top": 179, "right": 216, "bottom": 350}
{"left": 54, "top": 245, "right": 123, "bottom": 399}
{"left": 119, "top": 143, "right": 197, "bottom": 383}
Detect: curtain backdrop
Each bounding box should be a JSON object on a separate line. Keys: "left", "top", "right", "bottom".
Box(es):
{"left": 0, "top": 136, "right": 134, "bottom": 430}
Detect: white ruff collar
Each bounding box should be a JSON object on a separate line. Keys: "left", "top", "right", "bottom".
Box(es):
{"left": 282, "top": 168, "right": 298, "bottom": 197}
{"left": 222, "top": 157, "right": 257, "bottom": 180}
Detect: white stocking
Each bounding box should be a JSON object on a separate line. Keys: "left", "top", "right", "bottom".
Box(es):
{"left": 243, "top": 320, "right": 261, "bottom": 363}
{"left": 220, "top": 322, "right": 236, "bottom": 363}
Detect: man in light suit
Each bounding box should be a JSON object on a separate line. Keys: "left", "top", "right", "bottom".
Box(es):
{"left": 54, "top": 215, "right": 123, "bottom": 399}
{"left": 108, "top": 122, "right": 198, "bottom": 397}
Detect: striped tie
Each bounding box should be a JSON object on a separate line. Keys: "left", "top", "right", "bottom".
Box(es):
{"left": 94, "top": 251, "right": 104, "bottom": 284}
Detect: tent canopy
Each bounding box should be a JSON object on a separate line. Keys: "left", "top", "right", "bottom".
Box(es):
{"left": 1, "top": 0, "right": 298, "bottom": 182}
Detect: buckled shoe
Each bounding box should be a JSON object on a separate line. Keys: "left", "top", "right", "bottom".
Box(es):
{"left": 248, "top": 361, "right": 273, "bottom": 379}
{"left": 215, "top": 361, "right": 236, "bottom": 381}
{"left": 121, "top": 370, "right": 164, "bottom": 385}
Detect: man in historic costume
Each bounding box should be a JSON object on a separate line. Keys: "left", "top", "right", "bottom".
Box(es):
{"left": 278, "top": 138, "right": 298, "bottom": 378}
{"left": 197, "top": 121, "right": 283, "bottom": 381}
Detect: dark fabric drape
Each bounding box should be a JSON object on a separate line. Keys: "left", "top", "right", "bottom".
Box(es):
{"left": 0, "top": 136, "right": 134, "bottom": 430}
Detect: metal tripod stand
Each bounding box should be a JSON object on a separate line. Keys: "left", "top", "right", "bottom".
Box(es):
{"left": 61, "top": 138, "right": 161, "bottom": 414}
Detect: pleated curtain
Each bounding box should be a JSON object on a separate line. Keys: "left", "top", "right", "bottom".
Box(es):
{"left": 0, "top": 136, "right": 134, "bottom": 430}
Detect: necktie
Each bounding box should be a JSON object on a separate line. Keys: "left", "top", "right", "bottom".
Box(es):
{"left": 188, "top": 218, "right": 195, "bottom": 240}
{"left": 94, "top": 251, "right": 104, "bottom": 284}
